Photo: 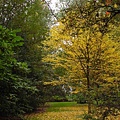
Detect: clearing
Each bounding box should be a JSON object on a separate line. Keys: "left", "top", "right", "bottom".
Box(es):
{"left": 24, "top": 102, "right": 87, "bottom": 120}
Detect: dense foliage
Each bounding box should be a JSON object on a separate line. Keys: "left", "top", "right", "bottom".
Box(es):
{"left": 0, "top": 0, "right": 51, "bottom": 118}
{"left": 43, "top": 0, "right": 120, "bottom": 119}
{"left": 0, "top": 25, "right": 39, "bottom": 117}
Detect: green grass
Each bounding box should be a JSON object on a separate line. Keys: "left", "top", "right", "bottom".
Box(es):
{"left": 48, "top": 102, "right": 78, "bottom": 107}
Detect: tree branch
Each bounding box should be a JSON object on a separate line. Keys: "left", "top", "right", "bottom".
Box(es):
{"left": 44, "top": 0, "right": 58, "bottom": 20}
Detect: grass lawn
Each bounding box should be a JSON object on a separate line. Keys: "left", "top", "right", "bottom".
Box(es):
{"left": 24, "top": 102, "right": 87, "bottom": 120}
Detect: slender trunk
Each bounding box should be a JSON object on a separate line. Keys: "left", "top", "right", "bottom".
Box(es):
{"left": 87, "top": 67, "right": 91, "bottom": 114}
{"left": 86, "top": 42, "right": 91, "bottom": 114}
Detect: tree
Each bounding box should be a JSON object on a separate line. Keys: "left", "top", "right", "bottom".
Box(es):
{"left": 0, "top": 0, "right": 51, "bottom": 117}
{"left": 0, "top": 0, "right": 50, "bottom": 74}
{"left": 0, "top": 25, "right": 39, "bottom": 118}
{"left": 0, "top": 0, "right": 51, "bottom": 106}
{"left": 43, "top": 1, "right": 120, "bottom": 119}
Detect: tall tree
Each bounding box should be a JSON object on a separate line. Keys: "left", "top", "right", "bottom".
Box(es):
{"left": 0, "top": 0, "right": 50, "bottom": 74}
{"left": 0, "top": 0, "right": 51, "bottom": 117}
{"left": 0, "top": 25, "right": 38, "bottom": 117}
{"left": 43, "top": 1, "right": 120, "bottom": 119}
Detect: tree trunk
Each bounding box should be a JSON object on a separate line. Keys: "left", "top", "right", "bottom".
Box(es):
{"left": 86, "top": 42, "right": 92, "bottom": 114}
{"left": 87, "top": 74, "right": 92, "bottom": 114}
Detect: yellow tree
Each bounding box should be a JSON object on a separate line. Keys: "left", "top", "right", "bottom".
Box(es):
{"left": 43, "top": 1, "right": 120, "bottom": 119}
{"left": 43, "top": 22, "right": 120, "bottom": 111}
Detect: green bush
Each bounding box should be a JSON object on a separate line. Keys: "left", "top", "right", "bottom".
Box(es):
{"left": 76, "top": 93, "right": 87, "bottom": 104}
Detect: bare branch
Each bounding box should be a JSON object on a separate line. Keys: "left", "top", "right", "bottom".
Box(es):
{"left": 44, "top": 0, "right": 58, "bottom": 20}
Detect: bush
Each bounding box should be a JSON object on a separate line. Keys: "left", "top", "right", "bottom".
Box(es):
{"left": 76, "top": 93, "right": 87, "bottom": 104}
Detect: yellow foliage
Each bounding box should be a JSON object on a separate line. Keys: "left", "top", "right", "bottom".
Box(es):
{"left": 114, "top": 3, "right": 118, "bottom": 8}
{"left": 44, "top": 80, "right": 65, "bottom": 86}
{"left": 42, "top": 9, "right": 120, "bottom": 92}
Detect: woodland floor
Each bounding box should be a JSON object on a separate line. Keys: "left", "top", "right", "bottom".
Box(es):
{"left": 24, "top": 102, "right": 120, "bottom": 120}
{"left": 24, "top": 102, "right": 87, "bottom": 120}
